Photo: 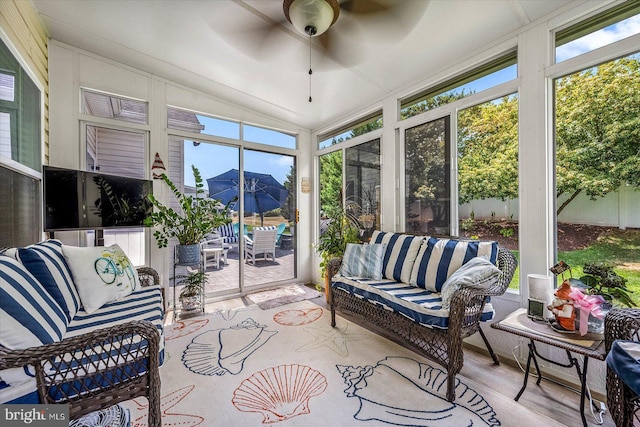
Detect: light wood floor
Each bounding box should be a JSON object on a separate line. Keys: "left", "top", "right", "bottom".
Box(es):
{"left": 199, "top": 286, "right": 616, "bottom": 427}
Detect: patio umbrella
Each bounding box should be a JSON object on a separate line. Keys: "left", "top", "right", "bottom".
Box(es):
{"left": 207, "top": 169, "right": 289, "bottom": 226}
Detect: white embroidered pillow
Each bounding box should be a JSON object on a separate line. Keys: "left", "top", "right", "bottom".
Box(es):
{"left": 62, "top": 244, "right": 139, "bottom": 313}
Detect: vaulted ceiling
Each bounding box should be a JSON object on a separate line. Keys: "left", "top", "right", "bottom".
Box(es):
{"left": 32, "top": 0, "right": 575, "bottom": 130}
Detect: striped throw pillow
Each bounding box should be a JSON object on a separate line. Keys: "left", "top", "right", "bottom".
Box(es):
{"left": 370, "top": 231, "right": 425, "bottom": 284}
{"left": 0, "top": 256, "right": 67, "bottom": 349}
{"left": 410, "top": 238, "right": 498, "bottom": 292}
{"left": 17, "top": 239, "right": 80, "bottom": 322}
{"left": 339, "top": 243, "right": 387, "bottom": 280}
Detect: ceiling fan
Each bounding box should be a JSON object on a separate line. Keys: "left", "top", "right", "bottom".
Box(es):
{"left": 218, "top": 1, "right": 427, "bottom": 100}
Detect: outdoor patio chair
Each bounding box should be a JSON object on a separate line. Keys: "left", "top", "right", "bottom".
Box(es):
{"left": 243, "top": 227, "right": 278, "bottom": 265}
{"left": 275, "top": 222, "right": 287, "bottom": 246}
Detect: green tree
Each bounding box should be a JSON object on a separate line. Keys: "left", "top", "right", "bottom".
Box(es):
{"left": 457, "top": 94, "right": 519, "bottom": 204}
{"left": 555, "top": 56, "right": 640, "bottom": 215}
{"left": 319, "top": 150, "right": 343, "bottom": 217}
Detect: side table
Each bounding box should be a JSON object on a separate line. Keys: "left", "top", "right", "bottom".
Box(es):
{"left": 491, "top": 308, "right": 606, "bottom": 427}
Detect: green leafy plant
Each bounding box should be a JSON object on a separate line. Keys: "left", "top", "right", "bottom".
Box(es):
{"left": 315, "top": 207, "right": 360, "bottom": 275}
{"left": 576, "top": 262, "right": 634, "bottom": 307}
{"left": 499, "top": 227, "right": 514, "bottom": 238}
{"left": 144, "top": 165, "right": 231, "bottom": 248}
{"left": 461, "top": 218, "right": 475, "bottom": 231}
{"left": 176, "top": 270, "right": 208, "bottom": 298}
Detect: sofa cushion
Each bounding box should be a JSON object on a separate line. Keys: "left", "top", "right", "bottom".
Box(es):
{"left": 339, "top": 243, "right": 387, "bottom": 280}
{"left": 370, "top": 231, "right": 424, "bottom": 284}
{"left": 62, "top": 244, "right": 140, "bottom": 313}
{"left": 410, "top": 238, "right": 498, "bottom": 292}
{"left": 607, "top": 340, "right": 640, "bottom": 397}
{"left": 0, "top": 256, "right": 68, "bottom": 349}
{"left": 17, "top": 239, "right": 81, "bottom": 322}
{"left": 332, "top": 275, "right": 494, "bottom": 329}
{"left": 440, "top": 256, "right": 502, "bottom": 309}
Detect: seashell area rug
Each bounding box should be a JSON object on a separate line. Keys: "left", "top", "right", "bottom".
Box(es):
{"left": 120, "top": 300, "right": 563, "bottom": 427}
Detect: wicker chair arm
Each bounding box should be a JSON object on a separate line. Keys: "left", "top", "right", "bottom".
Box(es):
{"left": 136, "top": 267, "right": 160, "bottom": 288}
{"left": 605, "top": 308, "right": 640, "bottom": 351}
{"left": 0, "top": 320, "right": 159, "bottom": 371}
{"left": 327, "top": 257, "right": 343, "bottom": 279}
{"left": 448, "top": 246, "right": 517, "bottom": 331}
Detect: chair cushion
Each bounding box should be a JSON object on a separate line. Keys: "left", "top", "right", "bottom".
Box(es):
{"left": 49, "top": 286, "right": 165, "bottom": 402}
{"left": 332, "top": 275, "right": 494, "bottom": 329}
{"left": 440, "top": 256, "right": 501, "bottom": 309}
{"left": 16, "top": 239, "right": 81, "bottom": 322}
{"left": 339, "top": 243, "right": 387, "bottom": 280}
{"left": 410, "top": 238, "right": 498, "bottom": 292}
{"left": 607, "top": 339, "right": 640, "bottom": 396}
{"left": 0, "top": 256, "right": 68, "bottom": 349}
{"left": 62, "top": 244, "right": 140, "bottom": 313}
{"left": 370, "top": 231, "right": 424, "bottom": 284}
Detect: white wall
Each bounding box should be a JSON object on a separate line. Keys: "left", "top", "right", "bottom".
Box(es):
{"left": 47, "top": 41, "right": 314, "bottom": 291}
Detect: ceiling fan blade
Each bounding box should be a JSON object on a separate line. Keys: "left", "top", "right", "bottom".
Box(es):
{"left": 214, "top": 19, "right": 292, "bottom": 62}
{"left": 338, "top": 0, "right": 428, "bottom": 44}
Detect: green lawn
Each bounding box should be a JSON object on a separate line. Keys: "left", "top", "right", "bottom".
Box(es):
{"left": 508, "top": 229, "right": 640, "bottom": 307}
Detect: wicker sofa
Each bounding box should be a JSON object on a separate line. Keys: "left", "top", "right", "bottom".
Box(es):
{"left": 328, "top": 231, "right": 517, "bottom": 402}
{"left": 0, "top": 240, "right": 164, "bottom": 426}
{"left": 605, "top": 308, "right": 640, "bottom": 426}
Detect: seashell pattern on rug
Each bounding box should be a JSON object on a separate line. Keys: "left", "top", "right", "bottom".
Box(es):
{"left": 165, "top": 318, "right": 209, "bottom": 341}
{"left": 182, "top": 318, "right": 277, "bottom": 376}
{"left": 232, "top": 364, "right": 328, "bottom": 424}
{"left": 273, "top": 307, "right": 323, "bottom": 326}
{"left": 337, "top": 356, "right": 500, "bottom": 426}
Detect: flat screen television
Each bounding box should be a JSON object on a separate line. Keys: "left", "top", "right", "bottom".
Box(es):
{"left": 43, "top": 166, "right": 153, "bottom": 232}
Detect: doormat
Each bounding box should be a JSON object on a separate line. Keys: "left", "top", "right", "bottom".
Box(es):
{"left": 247, "top": 284, "right": 322, "bottom": 310}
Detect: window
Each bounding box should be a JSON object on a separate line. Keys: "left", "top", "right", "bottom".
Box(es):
{"left": 404, "top": 117, "right": 450, "bottom": 235}
{"left": 400, "top": 52, "right": 517, "bottom": 120}
{"left": 84, "top": 124, "right": 148, "bottom": 265}
{"left": 318, "top": 111, "right": 382, "bottom": 150}
{"left": 0, "top": 37, "right": 42, "bottom": 248}
{"left": 82, "top": 89, "right": 148, "bottom": 125}
{"left": 553, "top": 52, "right": 640, "bottom": 303}
{"left": 458, "top": 94, "right": 520, "bottom": 289}
{"left": 167, "top": 107, "right": 296, "bottom": 149}
{"left": 345, "top": 139, "right": 381, "bottom": 235}
{"left": 0, "top": 38, "right": 41, "bottom": 171}
{"left": 555, "top": 1, "right": 640, "bottom": 63}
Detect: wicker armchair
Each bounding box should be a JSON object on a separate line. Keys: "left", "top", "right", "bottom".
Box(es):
{"left": 0, "top": 267, "right": 163, "bottom": 426}
{"left": 605, "top": 308, "right": 640, "bottom": 427}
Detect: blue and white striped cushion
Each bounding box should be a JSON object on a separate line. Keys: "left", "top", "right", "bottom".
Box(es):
{"left": 410, "top": 238, "right": 498, "bottom": 292}
{"left": 66, "top": 285, "right": 165, "bottom": 365}
{"left": 217, "top": 223, "right": 236, "bottom": 237}
{"left": 253, "top": 226, "right": 276, "bottom": 231}
{"left": 370, "top": 231, "right": 425, "bottom": 284}
{"left": 332, "top": 275, "right": 494, "bottom": 329}
{"left": 339, "top": 243, "right": 387, "bottom": 280}
{"left": 17, "top": 240, "right": 80, "bottom": 322}
{"left": 0, "top": 256, "right": 68, "bottom": 349}
{"left": 607, "top": 340, "right": 640, "bottom": 396}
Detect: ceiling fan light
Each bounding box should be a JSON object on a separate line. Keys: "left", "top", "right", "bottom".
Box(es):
{"left": 285, "top": 0, "right": 338, "bottom": 37}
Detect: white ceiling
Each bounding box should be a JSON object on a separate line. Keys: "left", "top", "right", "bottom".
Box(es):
{"left": 32, "top": 0, "right": 575, "bottom": 131}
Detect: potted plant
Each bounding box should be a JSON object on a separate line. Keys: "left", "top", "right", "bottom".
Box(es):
{"left": 570, "top": 262, "right": 634, "bottom": 335}
{"left": 315, "top": 206, "right": 360, "bottom": 300}
{"left": 176, "top": 269, "right": 208, "bottom": 311}
{"left": 574, "top": 263, "right": 634, "bottom": 308}
{"left": 145, "top": 165, "right": 231, "bottom": 264}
